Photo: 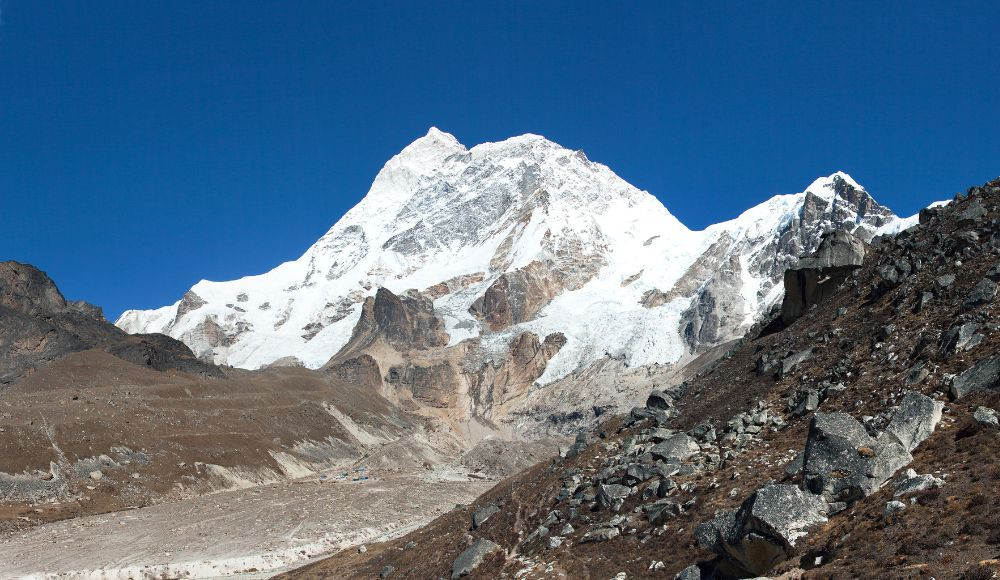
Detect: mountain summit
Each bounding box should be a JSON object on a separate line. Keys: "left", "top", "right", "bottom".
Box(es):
{"left": 117, "top": 130, "right": 904, "bottom": 390}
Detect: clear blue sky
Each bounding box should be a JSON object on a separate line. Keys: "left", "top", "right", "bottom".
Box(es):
{"left": 2, "top": 2, "right": 998, "bottom": 320}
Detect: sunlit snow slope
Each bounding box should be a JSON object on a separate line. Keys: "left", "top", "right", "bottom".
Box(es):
{"left": 117, "top": 129, "right": 908, "bottom": 382}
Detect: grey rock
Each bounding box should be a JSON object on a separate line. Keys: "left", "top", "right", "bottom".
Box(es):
{"left": 646, "top": 389, "right": 674, "bottom": 411}
{"left": 974, "top": 406, "right": 999, "bottom": 428}
{"left": 779, "top": 348, "right": 815, "bottom": 379}
{"left": 781, "top": 230, "right": 866, "bottom": 325}
{"left": 472, "top": 504, "right": 499, "bottom": 529}
{"left": 580, "top": 526, "right": 620, "bottom": 543}
{"left": 882, "top": 391, "right": 943, "bottom": 453}
{"left": 380, "top": 565, "right": 395, "bottom": 579}
{"left": 675, "top": 564, "right": 701, "bottom": 580}
{"left": 451, "top": 538, "right": 501, "bottom": 579}
{"left": 962, "top": 278, "right": 998, "bottom": 311}
{"left": 940, "top": 322, "right": 982, "bottom": 356}
{"left": 935, "top": 273, "right": 956, "bottom": 289}
{"left": 649, "top": 434, "right": 700, "bottom": 463}
{"left": 696, "top": 484, "right": 827, "bottom": 576}
{"left": 884, "top": 500, "right": 907, "bottom": 516}
{"left": 597, "top": 483, "right": 632, "bottom": 511}
{"left": 951, "top": 356, "right": 1000, "bottom": 399}
{"left": 547, "top": 536, "right": 564, "bottom": 549}
{"left": 802, "top": 412, "right": 912, "bottom": 502}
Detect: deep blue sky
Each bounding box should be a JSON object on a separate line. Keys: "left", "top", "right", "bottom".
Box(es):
{"left": 2, "top": 2, "right": 999, "bottom": 320}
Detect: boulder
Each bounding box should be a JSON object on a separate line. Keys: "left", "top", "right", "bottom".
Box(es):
{"left": 881, "top": 392, "right": 943, "bottom": 453}
{"left": 950, "top": 356, "right": 1000, "bottom": 399}
{"left": 646, "top": 389, "right": 674, "bottom": 411}
{"left": 781, "top": 230, "right": 865, "bottom": 325}
{"left": 580, "top": 526, "right": 620, "bottom": 543}
{"left": 675, "top": 565, "right": 701, "bottom": 580}
{"left": 696, "top": 484, "right": 827, "bottom": 576}
{"left": 451, "top": 538, "right": 501, "bottom": 579}
{"left": 472, "top": 504, "right": 499, "bottom": 529}
{"left": 597, "top": 484, "right": 632, "bottom": 511}
{"left": 939, "top": 322, "right": 982, "bottom": 356}
{"left": 893, "top": 469, "right": 944, "bottom": 496}
{"left": 802, "top": 412, "right": 912, "bottom": 502}
{"left": 649, "top": 434, "right": 700, "bottom": 463}
{"left": 974, "top": 406, "right": 999, "bottom": 428}
{"left": 962, "top": 278, "right": 998, "bottom": 311}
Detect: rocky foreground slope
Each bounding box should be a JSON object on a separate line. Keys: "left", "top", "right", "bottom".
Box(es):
{"left": 284, "top": 178, "right": 1000, "bottom": 579}
{"left": 118, "top": 129, "right": 916, "bottom": 438}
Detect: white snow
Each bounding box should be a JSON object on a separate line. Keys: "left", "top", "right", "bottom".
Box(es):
{"left": 117, "top": 131, "right": 930, "bottom": 383}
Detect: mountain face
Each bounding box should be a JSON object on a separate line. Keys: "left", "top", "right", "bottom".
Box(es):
{"left": 118, "top": 129, "right": 902, "bottom": 374}
{"left": 117, "top": 129, "right": 908, "bottom": 434}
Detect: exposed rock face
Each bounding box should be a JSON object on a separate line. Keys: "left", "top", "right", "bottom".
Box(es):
{"left": 469, "top": 260, "right": 592, "bottom": 332}
{"left": 333, "top": 287, "right": 449, "bottom": 361}
{"left": 781, "top": 229, "right": 866, "bottom": 324}
{"left": 0, "top": 261, "right": 218, "bottom": 386}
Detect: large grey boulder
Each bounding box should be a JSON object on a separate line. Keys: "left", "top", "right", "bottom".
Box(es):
{"left": 451, "top": 538, "right": 501, "bottom": 579}
{"left": 881, "top": 392, "right": 943, "bottom": 453}
{"left": 781, "top": 230, "right": 865, "bottom": 325}
{"left": 695, "top": 484, "right": 827, "bottom": 576}
{"left": 974, "top": 406, "right": 999, "bottom": 428}
{"left": 950, "top": 356, "right": 1000, "bottom": 399}
{"left": 472, "top": 504, "right": 499, "bottom": 529}
{"left": 802, "top": 412, "right": 912, "bottom": 502}
{"left": 649, "top": 433, "right": 700, "bottom": 463}
{"left": 962, "top": 278, "right": 998, "bottom": 311}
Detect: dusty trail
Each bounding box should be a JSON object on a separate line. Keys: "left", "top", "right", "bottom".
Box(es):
{"left": 0, "top": 471, "right": 492, "bottom": 579}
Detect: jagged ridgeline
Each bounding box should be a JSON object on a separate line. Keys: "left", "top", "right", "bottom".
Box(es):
{"left": 283, "top": 178, "right": 1000, "bottom": 579}
{"left": 116, "top": 129, "right": 915, "bottom": 436}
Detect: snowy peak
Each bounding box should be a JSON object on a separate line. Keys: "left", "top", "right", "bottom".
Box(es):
{"left": 116, "top": 130, "right": 910, "bottom": 387}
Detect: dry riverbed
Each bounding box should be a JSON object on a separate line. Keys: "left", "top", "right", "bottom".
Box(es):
{"left": 0, "top": 470, "right": 493, "bottom": 579}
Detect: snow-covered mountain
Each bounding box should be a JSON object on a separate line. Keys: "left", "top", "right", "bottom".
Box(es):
{"left": 117, "top": 128, "right": 905, "bottom": 385}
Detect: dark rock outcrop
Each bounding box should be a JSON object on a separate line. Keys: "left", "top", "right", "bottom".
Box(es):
{"left": 781, "top": 230, "right": 866, "bottom": 325}
{"left": 0, "top": 261, "right": 219, "bottom": 385}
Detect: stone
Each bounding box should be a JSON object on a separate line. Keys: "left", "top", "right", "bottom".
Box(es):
{"left": 974, "top": 406, "right": 999, "bottom": 428}
{"left": 884, "top": 500, "right": 907, "bottom": 516}
{"left": 802, "top": 412, "right": 912, "bottom": 502}
{"left": 580, "top": 526, "right": 620, "bottom": 543}
{"left": 559, "top": 523, "right": 574, "bottom": 535}
{"left": 597, "top": 484, "right": 632, "bottom": 511}
{"left": 695, "top": 484, "right": 827, "bottom": 576}
{"left": 649, "top": 434, "right": 700, "bottom": 463}
{"left": 962, "top": 278, "right": 998, "bottom": 311}
{"left": 893, "top": 470, "right": 944, "bottom": 496}
{"left": 89, "top": 470, "right": 103, "bottom": 481}
{"left": 451, "top": 538, "right": 501, "bottom": 579}
{"left": 784, "top": 452, "right": 804, "bottom": 477}
{"left": 951, "top": 356, "right": 1000, "bottom": 399}
{"left": 940, "top": 322, "right": 982, "bottom": 356}
{"left": 547, "top": 536, "right": 564, "bottom": 549}
{"left": 643, "top": 499, "right": 683, "bottom": 524}
{"left": 881, "top": 391, "right": 943, "bottom": 453}
{"left": 472, "top": 504, "right": 499, "bottom": 529}
{"left": 675, "top": 564, "right": 701, "bottom": 580}
{"left": 935, "top": 274, "right": 956, "bottom": 290}
{"left": 379, "top": 565, "right": 395, "bottom": 579}
{"left": 646, "top": 389, "right": 674, "bottom": 411}
{"left": 779, "top": 348, "right": 815, "bottom": 379}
